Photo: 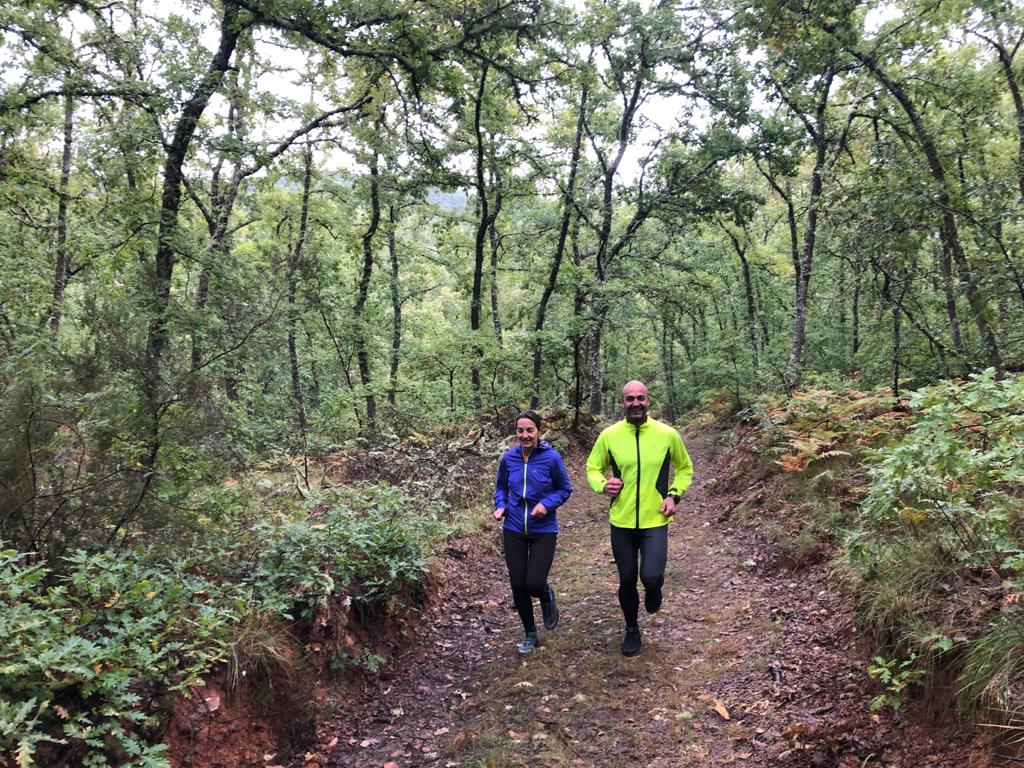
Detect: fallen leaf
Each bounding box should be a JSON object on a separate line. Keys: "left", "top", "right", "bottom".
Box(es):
{"left": 433, "top": 727, "right": 449, "bottom": 736}
{"left": 712, "top": 700, "right": 731, "bottom": 720}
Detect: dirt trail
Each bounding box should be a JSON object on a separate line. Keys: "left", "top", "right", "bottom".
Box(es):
{"left": 307, "top": 435, "right": 997, "bottom": 768}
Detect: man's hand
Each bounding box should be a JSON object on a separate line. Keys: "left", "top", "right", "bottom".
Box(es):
{"left": 603, "top": 478, "right": 623, "bottom": 497}
{"left": 659, "top": 497, "right": 676, "bottom": 517}
{"left": 531, "top": 503, "right": 548, "bottom": 518}
{"left": 493, "top": 507, "right": 505, "bottom": 521}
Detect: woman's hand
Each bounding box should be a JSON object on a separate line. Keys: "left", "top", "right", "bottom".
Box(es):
{"left": 530, "top": 503, "right": 548, "bottom": 518}
{"left": 493, "top": 507, "right": 505, "bottom": 521}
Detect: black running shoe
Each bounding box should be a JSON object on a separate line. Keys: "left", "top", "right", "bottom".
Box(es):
{"left": 541, "top": 585, "right": 559, "bottom": 630}
{"left": 644, "top": 587, "right": 662, "bottom": 614}
{"left": 621, "top": 626, "right": 642, "bottom": 657}
{"left": 517, "top": 631, "right": 539, "bottom": 655}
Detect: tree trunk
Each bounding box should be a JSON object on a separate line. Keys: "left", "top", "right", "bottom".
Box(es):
{"left": 570, "top": 216, "right": 584, "bottom": 430}
{"left": 852, "top": 253, "right": 862, "bottom": 359}
{"left": 488, "top": 168, "right": 504, "bottom": 349}
{"left": 725, "top": 227, "right": 760, "bottom": 386}
{"left": 192, "top": 67, "right": 243, "bottom": 369}
{"left": 146, "top": 1, "right": 242, "bottom": 382}
{"left": 470, "top": 63, "right": 496, "bottom": 412}
{"left": 387, "top": 204, "right": 401, "bottom": 408}
{"left": 132, "top": 1, "right": 243, "bottom": 522}
{"left": 659, "top": 311, "right": 677, "bottom": 420}
{"left": 938, "top": 242, "right": 967, "bottom": 361}
{"left": 585, "top": 69, "right": 645, "bottom": 417}
{"left": 289, "top": 148, "right": 314, "bottom": 489}
{"left": 757, "top": 161, "right": 801, "bottom": 292}
{"left": 587, "top": 306, "right": 607, "bottom": 416}
{"left": 974, "top": 29, "right": 1024, "bottom": 201}
{"left": 354, "top": 147, "right": 380, "bottom": 436}
{"left": 785, "top": 72, "right": 833, "bottom": 392}
{"left": 531, "top": 81, "right": 588, "bottom": 409}
{"left": 891, "top": 280, "right": 908, "bottom": 397}
{"left": 49, "top": 91, "right": 74, "bottom": 334}
{"left": 854, "top": 50, "right": 1003, "bottom": 373}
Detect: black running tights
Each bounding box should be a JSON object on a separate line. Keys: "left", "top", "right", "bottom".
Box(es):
{"left": 502, "top": 529, "right": 557, "bottom": 633}
{"left": 610, "top": 524, "right": 668, "bottom": 627}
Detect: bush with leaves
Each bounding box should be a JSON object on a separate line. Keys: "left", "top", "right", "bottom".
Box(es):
{"left": 840, "top": 370, "right": 1024, "bottom": 720}
{"left": 0, "top": 481, "right": 449, "bottom": 767}
{"left": 0, "top": 547, "right": 235, "bottom": 767}
{"left": 845, "top": 370, "right": 1024, "bottom": 580}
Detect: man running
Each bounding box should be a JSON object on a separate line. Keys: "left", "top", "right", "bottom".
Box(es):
{"left": 586, "top": 380, "right": 693, "bottom": 656}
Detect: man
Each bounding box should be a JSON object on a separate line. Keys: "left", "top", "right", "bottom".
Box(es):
{"left": 586, "top": 380, "right": 693, "bottom": 656}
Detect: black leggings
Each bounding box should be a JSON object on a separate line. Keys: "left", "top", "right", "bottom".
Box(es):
{"left": 502, "top": 529, "right": 557, "bottom": 633}
{"left": 610, "top": 524, "right": 668, "bottom": 627}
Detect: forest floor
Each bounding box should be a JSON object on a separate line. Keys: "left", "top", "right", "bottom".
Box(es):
{"left": 297, "top": 432, "right": 1006, "bottom": 768}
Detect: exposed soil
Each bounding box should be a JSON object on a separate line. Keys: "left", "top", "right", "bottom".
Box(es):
{"left": 292, "top": 431, "right": 1008, "bottom": 768}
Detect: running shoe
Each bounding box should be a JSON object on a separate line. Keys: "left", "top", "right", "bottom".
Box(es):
{"left": 517, "top": 631, "right": 539, "bottom": 655}
{"left": 541, "top": 585, "right": 559, "bottom": 630}
{"left": 621, "top": 626, "right": 642, "bottom": 657}
{"left": 644, "top": 587, "right": 662, "bottom": 614}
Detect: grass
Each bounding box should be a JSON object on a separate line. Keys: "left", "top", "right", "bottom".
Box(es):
{"left": 225, "top": 609, "right": 302, "bottom": 694}
{"left": 960, "top": 610, "right": 1024, "bottom": 723}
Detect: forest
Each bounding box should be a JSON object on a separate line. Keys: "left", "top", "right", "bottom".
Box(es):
{"left": 1, "top": 0, "right": 1023, "bottom": 765}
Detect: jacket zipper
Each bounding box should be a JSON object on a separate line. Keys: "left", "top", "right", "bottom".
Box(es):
{"left": 522, "top": 453, "right": 530, "bottom": 534}
{"left": 634, "top": 425, "right": 641, "bottom": 528}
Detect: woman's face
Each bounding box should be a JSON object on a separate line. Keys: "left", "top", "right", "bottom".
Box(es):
{"left": 516, "top": 418, "right": 539, "bottom": 450}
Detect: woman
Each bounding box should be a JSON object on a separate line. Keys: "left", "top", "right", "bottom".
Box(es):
{"left": 493, "top": 410, "right": 572, "bottom": 655}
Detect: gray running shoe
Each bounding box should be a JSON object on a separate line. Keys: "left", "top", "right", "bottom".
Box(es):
{"left": 517, "top": 631, "right": 540, "bottom": 655}
{"left": 541, "top": 585, "right": 559, "bottom": 630}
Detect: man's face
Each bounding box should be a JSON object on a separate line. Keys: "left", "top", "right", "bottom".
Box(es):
{"left": 621, "top": 383, "right": 650, "bottom": 425}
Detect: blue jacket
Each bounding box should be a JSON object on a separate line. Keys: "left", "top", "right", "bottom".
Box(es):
{"left": 494, "top": 441, "right": 572, "bottom": 535}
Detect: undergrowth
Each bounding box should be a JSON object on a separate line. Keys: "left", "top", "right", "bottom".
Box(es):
{"left": 840, "top": 370, "right": 1024, "bottom": 727}
{"left": 0, "top": 481, "right": 448, "bottom": 767}
{"left": 722, "top": 371, "right": 1024, "bottom": 733}
{"left": 723, "top": 383, "right": 905, "bottom": 563}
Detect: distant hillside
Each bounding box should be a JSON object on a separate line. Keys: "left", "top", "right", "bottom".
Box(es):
{"left": 426, "top": 188, "right": 469, "bottom": 211}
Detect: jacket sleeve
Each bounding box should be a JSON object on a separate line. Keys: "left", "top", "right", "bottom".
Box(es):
{"left": 540, "top": 452, "right": 573, "bottom": 510}
{"left": 494, "top": 454, "right": 509, "bottom": 510}
{"left": 586, "top": 431, "right": 610, "bottom": 493}
{"left": 668, "top": 432, "right": 694, "bottom": 497}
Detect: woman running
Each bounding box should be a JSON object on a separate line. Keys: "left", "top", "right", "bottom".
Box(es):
{"left": 493, "top": 410, "right": 573, "bottom": 655}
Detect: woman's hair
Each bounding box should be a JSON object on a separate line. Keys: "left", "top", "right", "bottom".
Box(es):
{"left": 516, "top": 410, "right": 542, "bottom": 430}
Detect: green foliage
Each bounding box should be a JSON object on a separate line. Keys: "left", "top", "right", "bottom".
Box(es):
{"left": 839, "top": 372, "right": 1024, "bottom": 720}
{"left": 0, "top": 546, "right": 230, "bottom": 767}
{"left": 847, "top": 370, "right": 1024, "bottom": 573}
{"left": 868, "top": 653, "right": 925, "bottom": 712}
{"left": 0, "top": 480, "right": 447, "bottom": 766}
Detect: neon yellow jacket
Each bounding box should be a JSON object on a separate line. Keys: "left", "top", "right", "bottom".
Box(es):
{"left": 586, "top": 417, "right": 693, "bottom": 529}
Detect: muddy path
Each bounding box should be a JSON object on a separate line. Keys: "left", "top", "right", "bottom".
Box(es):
{"left": 304, "top": 435, "right": 999, "bottom": 768}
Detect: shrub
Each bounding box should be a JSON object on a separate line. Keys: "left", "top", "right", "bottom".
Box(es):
{"left": 0, "top": 547, "right": 234, "bottom": 767}
{"left": 0, "top": 481, "right": 449, "bottom": 766}
{"left": 839, "top": 371, "right": 1024, "bottom": 721}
